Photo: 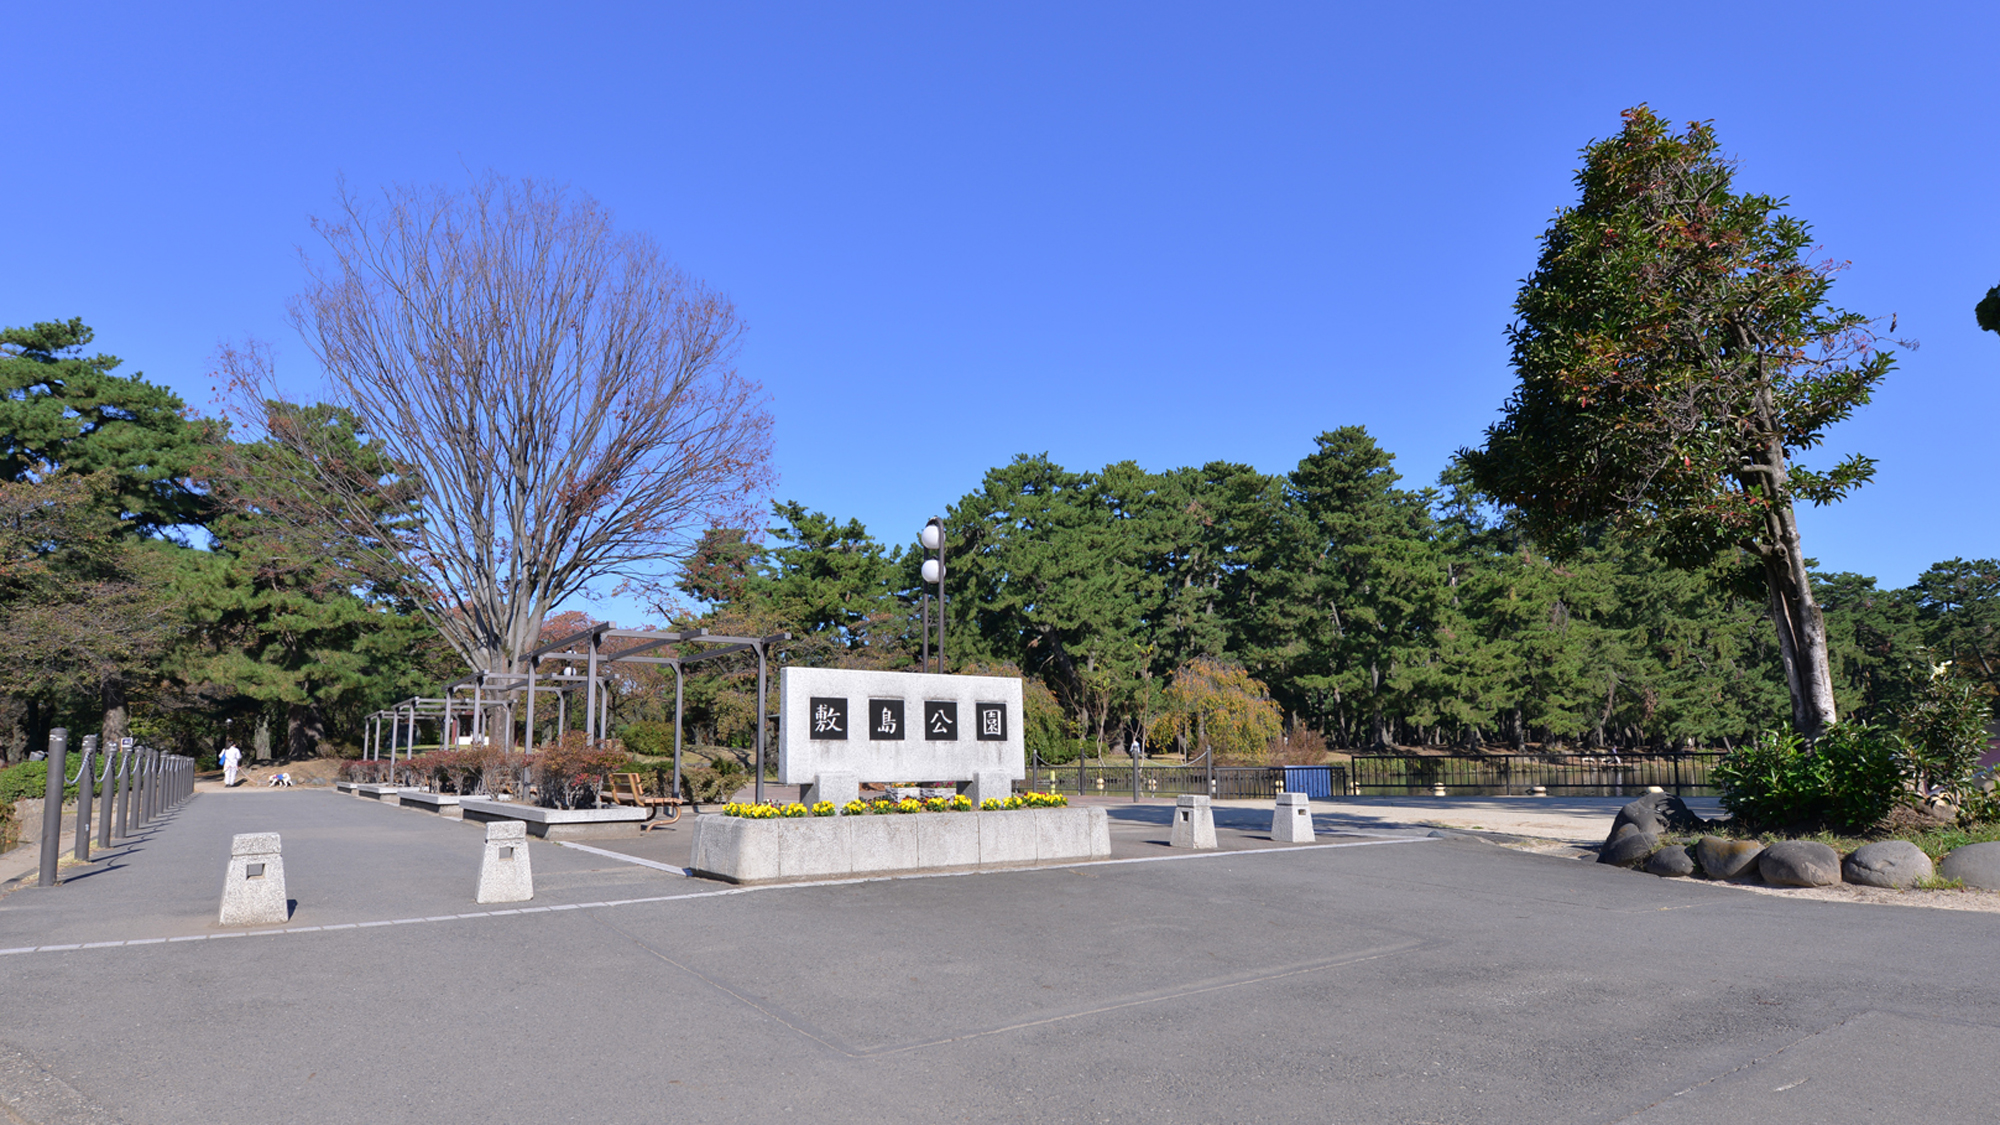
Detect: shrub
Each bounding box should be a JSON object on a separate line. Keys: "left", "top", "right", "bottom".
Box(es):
{"left": 1715, "top": 723, "right": 1903, "bottom": 833}
{"left": 618, "top": 721, "right": 675, "bottom": 758}
{"left": 530, "top": 733, "right": 627, "bottom": 809}
{"left": 1893, "top": 657, "right": 1994, "bottom": 803}
{"left": 1, "top": 761, "right": 76, "bottom": 806}
{"left": 680, "top": 767, "right": 737, "bottom": 804}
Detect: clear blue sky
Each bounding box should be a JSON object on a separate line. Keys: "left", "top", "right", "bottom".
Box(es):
{"left": 7, "top": 2, "right": 1995, "bottom": 621}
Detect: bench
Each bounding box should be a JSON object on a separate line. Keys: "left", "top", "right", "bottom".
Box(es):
{"left": 601, "top": 773, "right": 684, "bottom": 830}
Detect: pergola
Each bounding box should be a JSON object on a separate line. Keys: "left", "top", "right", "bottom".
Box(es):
{"left": 368, "top": 623, "right": 791, "bottom": 802}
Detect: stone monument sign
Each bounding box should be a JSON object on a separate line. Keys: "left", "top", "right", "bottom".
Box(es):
{"left": 778, "top": 667, "right": 1025, "bottom": 807}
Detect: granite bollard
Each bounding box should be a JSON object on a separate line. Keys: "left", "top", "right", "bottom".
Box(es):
{"left": 476, "top": 819, "right": 534, "bottom": 903}
{"left": 219, "top": 832, "right": 288, "bottom": 926}
{"left": 1170, "top": 794, "right": 1217, "bottom": 849}
{"left": 1271, "top": 791, "right": 1314, "bottom": 843}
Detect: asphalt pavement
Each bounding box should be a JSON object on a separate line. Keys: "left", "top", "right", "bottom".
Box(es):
{"left": 1, "top": 789, "right": 1993, "bottom": 1124}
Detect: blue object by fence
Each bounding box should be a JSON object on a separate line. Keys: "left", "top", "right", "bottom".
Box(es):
{"left": 1282, "top": 765, "right": 1335, "bottom": 800}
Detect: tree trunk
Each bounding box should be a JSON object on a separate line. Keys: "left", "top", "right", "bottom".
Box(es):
{"left": 1743, "top": 419, "right": 1839, "bottom": 739}
{"left": 287, "top": 704, "right": 326, "bottom": 760}
{"left": 101, "top": 674, "right": 131, "bottom": 749}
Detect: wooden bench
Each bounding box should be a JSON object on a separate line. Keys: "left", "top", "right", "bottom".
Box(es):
{"left": 601, "top": 773, "right": 684, "bottom": 829}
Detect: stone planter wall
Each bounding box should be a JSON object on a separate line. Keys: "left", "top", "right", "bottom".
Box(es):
{"left": 689, "top": 806, "right": 1110, "bottom": 884}
{"left": 458, "top": 798, "right": 649, "bottom": 840}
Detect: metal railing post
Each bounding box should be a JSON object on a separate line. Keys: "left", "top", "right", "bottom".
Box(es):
{"left": 73, "top": 735, "right": 97, "bottom": 864}
{"left": 114, "top": 748, "right": 131, "bottom": 838}
{"left": 95, "top": 744, "right": 116, "bottom": 849}
{"left": 37, "top": 729, "right": 68, "bottom": 887}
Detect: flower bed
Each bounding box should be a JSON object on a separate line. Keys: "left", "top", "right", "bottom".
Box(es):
{"left": 690, "top": 802, "right": 1109, "bottom": 884}
{"left": 720, "top": 792, "right": 1066, "bottom": 819}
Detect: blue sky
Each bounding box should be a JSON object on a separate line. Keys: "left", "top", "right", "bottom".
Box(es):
{"left": 7, "top": 2, "right": 1996, "bottom": 621}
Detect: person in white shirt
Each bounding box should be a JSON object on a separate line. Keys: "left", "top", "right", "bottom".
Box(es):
{"left": 221, "top": 742, "right": 243, "bottom": 787}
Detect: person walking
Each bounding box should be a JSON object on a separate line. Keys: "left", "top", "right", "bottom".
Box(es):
{"left": 221, "top": 742, "right": 243, "bottom": 788}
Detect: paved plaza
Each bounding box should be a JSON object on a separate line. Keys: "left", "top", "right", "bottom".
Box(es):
{"left": 2, "top": 789, "right": 1995, "bottom": 1124}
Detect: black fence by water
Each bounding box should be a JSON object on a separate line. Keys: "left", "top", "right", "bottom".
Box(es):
{"left": 1344, "top": 752, "right": 1724, "bottom": 798}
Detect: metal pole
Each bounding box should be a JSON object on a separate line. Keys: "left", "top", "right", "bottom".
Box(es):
{"left": 754, "top": 641, "right": 768, "bottom": 805}
{"left": 938, "top": 525, "right": 947, "bottom": 675}
{"left": 133, "top": 748, "right": 148, "bottom": 827}
{"left": 922, "top": 590, "right": 930, "bottom": 675}
{"left": 586, "top": 634, "right": 600, "bottom": 743}
{"left": 523, "top": 666, "right": 537, "bottom": 757}
{"left": 672, "top": 662, "right": 685, "bottom": 801}
{"left": 113, "top": 748, "right": 131, "bottom": 838}
{"left": 38, "top": 729, "right": 69, "bottom": 886}
{"left": 74, "top": 735, "right": 98, "bottom": 863}
{"left": 98, "top": 746, "right": 117, "bottom": 846}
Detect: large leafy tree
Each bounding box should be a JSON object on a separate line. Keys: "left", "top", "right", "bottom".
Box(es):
{"left": 1462, "top": 106, "right": 1893, "bottom": 737}
{"left": 179, "top": 404, "right": 437, "bottom": 757}
{"left": 0, "top": 318, "right": 213, "bottom": 536}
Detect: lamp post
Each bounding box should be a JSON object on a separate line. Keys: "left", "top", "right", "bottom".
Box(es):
{"left": 920, "top": 517, "right": 946, "bottom": 674}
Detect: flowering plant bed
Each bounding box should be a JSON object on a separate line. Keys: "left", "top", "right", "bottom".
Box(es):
{"left": 690, "top": 803, "right": 1109, "bottom": 884}
{"left": 720, "top": 792, "right": 1066, "bottom": 819}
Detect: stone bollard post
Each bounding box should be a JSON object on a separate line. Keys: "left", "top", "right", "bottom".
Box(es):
{"left": 1170, "top": 793, "right": 1217, "bottom": 849}
{"left": 219, "top": 833, "right": 289, "bottom": 926}
{"left": 475, "top": 820, "right": 534, "bottom": 903}
{"left": 1271, "top": 791, "right": 1315, "bottom": 843}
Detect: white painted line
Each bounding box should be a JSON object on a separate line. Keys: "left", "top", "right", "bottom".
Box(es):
{"left": 556, "top": 841, "right": 691, "bottom": 874}
{"left": 0, "top": 832, "right": 1440, "bottom": 956}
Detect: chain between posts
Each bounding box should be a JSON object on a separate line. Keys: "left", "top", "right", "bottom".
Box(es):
{"left": 35, "top": 729, "right": 195, "bottom": 889}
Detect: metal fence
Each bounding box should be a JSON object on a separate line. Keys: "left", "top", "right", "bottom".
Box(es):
{"left": 1344, "top": 752, "right": 1724, "bottom": 798}
{"left": 1018, "top": 762, "right": 1350, "bottom": 801}
{"left": 32, "top": 727, "right": 194, "bottom": 888}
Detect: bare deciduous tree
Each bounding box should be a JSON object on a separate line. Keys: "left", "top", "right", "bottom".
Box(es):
{"left": 223, "top": 175, "right": 774, "bottom": 676}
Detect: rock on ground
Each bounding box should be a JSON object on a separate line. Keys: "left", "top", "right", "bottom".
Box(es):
{"left": 1695, "top": 836, "right": 1764, "bottom": 880}
{"left": 1842, "top": 840, "right": 1933, "bottom": 889}
{"left": 1608, "top": 793, "right": 1707, "bottom": 840}
{"left": 1644, "top": 845, "right": 1695, "bottom": 877}
{"left": 1759, "top": 840, "right": 1842, "bottom": 887}
{"left": 1939, "top": 841, "right": 2000, "bottom": 890}
{"left": 1597, "top": 825, "right": 1658, "bottom": 867}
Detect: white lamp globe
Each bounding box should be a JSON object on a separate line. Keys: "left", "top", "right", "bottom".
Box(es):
{"left": 921, "top": 558, "right": 945, "bottom": 584}
{"left": 920, "top": 523, "right": 942, "bottom": 551}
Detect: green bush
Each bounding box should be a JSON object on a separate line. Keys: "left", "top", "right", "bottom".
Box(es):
{"left": 1715, "top": 723, "right": 1904, "bottom": 833}
{"left": 1894, "top": 657, "right": 1993, "bottom": 802}
{"left": 0, "top": 761, "right": 78, "bottom": 807}
{"left": 618, "top": 721, "right": 676, "bottom": 758}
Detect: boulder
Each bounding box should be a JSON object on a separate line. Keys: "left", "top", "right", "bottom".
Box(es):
{"left": 1644, "top": 845, "right": 1696, "bottom": 877}
{"left": 1758, "top": 840, "right": 1842, "bottom": 887}
{"left": 1597, "top": 828, "right": 1659, "bottom": 867}
{"left": 1694, "top": 836, "right": 1764, "bottom": 880}
{"left": 1607, "top": 792, "right": 1707, "bottom": 840}
{"left": 1938, "top": 841, "right": 2000, "bottom": 890}
{"left": 1842, "top": 840, "right": 1933, "bottom": 889}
